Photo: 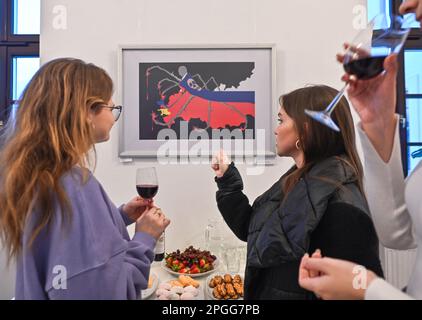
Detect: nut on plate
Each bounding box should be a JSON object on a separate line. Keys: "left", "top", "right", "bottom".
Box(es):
{"left": 208, "top": 274, "right": 244, "bottom": 300}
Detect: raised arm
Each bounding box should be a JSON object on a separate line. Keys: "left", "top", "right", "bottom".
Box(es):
{"left": 214, "top": 163, "right": 252, "bottom": 242}
{"left": 338, "top": 53, "right": 416, "bottom": 249}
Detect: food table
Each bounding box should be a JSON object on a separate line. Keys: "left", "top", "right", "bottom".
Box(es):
{"left": 142, "top": 257, "right": 246, "bottom": 300}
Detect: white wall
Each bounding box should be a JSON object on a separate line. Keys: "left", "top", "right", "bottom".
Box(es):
{"left": 2, "top": 0, "right": 414, "bottom": 298}
{"left": 39, "top": 0, "right": 366, "bottom": 250}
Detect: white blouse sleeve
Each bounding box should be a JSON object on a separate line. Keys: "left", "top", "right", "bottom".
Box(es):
{"left": 365, "top": 278, "right": 414, "bottom": 300}
{"left": 357, "top": 115, "right": 417, "bottom": 250}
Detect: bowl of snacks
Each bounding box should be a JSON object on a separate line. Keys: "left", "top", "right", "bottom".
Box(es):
{"left": 140, "top": 272, "right": 159, "bottom": 299}
{"left": 206, "top": 273, "right": 244, "bottom": 300}
{"left": 155, "top": 275, "right": 203, "bottom": 300}
{"left": 162, "top": 246, "right": 218, "bottom": 277}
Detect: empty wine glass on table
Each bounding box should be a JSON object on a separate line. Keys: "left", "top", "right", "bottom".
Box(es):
{"left": 305, "top": 14, "right": 413, "bottom": 132}
{"left": 205, "top": 219, "right": 225, "bottom": 252}
{"left": 222, "top": 244, "right": 241, "bottom": 273}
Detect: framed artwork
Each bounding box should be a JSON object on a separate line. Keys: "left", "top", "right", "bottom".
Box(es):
{"left": 117, "top": 44, "right": 276, "bottom": 159}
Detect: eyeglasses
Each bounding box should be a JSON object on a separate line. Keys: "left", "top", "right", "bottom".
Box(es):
{"left": 101, "top": 105, "right": 122, "bottom": 121}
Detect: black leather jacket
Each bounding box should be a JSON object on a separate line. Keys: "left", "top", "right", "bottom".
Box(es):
{"left": 215, "top": 156, "right": 383, "bottom": 300}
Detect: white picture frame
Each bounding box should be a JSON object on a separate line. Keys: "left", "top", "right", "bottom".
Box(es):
{"left": 117, "top": 44, "right": 277, "bottom": 159}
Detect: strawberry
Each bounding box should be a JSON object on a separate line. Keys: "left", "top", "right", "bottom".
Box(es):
{"left": 199, "top": 259, "right": 206, "bottom": 267}
{"left": 190, "top": 265, "right": 200, "bottom": 274}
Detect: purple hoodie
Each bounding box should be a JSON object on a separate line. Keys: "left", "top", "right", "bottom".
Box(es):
{"left": 15, "top": 167, "right": 156, "bottom": 300}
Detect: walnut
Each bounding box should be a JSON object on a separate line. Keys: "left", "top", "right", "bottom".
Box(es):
{"left": 226, "top": 283, "right": 236, "bottom": 297}
{"left": 209, "top": 278, "right": 216, "bottom": 288}
{"left": 224, "top": 274, "right": 232, "bottom": 283}
{"left": 217, "top": 284, "right": 227, "bottom": 297}
{"left": 214, "top": 276, "right": 223, "bottom": 285}
{"left": 213, "top": 287, "right": 222, "bottom": 299}
{"left": 233, "top": 275, "right": 242, "bottom": 284}
{"left": 233, "top": 283, "right": 244, "bottom": 296}
{"left": 210, "top": 274, "right": 243, "bottom": 300}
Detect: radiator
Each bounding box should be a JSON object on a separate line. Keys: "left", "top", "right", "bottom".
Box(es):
{"left": 380, "top": 245, "right": 418, "bottom": 290}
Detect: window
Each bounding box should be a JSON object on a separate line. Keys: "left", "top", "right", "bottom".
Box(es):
{"left": 368, "top": 0, "right": 422, "bottom": 175}
{"left": 13, "top": 0, "right": 41, "bottom": 35}
{"left": 368, "top": 0, "right": 391, "bottom": 25}
{"left": 0, "top": 0, "right": 40, "bottom": 128}
{"left": 368, "top": 0, "right": 421, "bottom": 29}
{"left": 404, "top": 51, "right": 422, "bottom": 174}
{"left": 12, "top": 56, "right": 40, "bottom": 100}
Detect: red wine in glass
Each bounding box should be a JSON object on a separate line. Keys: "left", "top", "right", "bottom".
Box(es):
{"left": 136, "top": 167, "right": 158, "bottom": 200}
{"left": 136, "top": 185, "right": 158, "bottom": 199}
{"left": 136, "top": 167, "right": 164, "bottom": 261}
{"left": 304, "top": 14, "right": 412, "bottom": 132}
{"left": 343, "top": 55, "right": 387, "bottom": 80}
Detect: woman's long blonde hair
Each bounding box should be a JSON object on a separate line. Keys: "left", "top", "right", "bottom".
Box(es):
{"left": 0, "top": 58, "right": 113, "bottom": 262}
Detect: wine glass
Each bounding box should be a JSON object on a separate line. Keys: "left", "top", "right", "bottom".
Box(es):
{"left": 304, "top": 14, "right": 413, "bottom": 132}
{"left": 136, "top": 167, "right": 158, "bottom": 203}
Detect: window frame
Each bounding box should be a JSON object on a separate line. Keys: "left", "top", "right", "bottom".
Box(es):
{"left": 0, "top": 47, "right": 7, "bottom": 125}
{"left": 7, "top": 43, "right": 39, "bottom": 106}
{"left": 398, "top": 45, "right": 422, "bottom": 175}
{"left": 8, "top": 0, "right": 40, "bottom": 42}
{"left": 370, "top": 0, "right": 422, "bottom": 174}
{"left": 392, "top": 0, "right": 422, "bottom": 175}
{"left": 0, "top": 0, "right": 39, "bottom": 127}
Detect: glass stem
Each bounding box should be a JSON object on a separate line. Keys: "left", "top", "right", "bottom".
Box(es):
{"left": 325, "top": 84, "right": 348, "bottom": 116}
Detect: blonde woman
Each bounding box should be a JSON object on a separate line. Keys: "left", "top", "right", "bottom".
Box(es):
{"left": 299, "top": 0, "right": 422, "bottom": 300}
{"left": 0, "top": 58, "right": 170, "bottom": 299}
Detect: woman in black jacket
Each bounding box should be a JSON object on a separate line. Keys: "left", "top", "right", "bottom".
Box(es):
{"left": 211, "top": 85, "right": 383, "bottom": 300}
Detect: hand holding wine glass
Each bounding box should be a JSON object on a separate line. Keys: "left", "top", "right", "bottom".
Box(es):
{"left": 337, "top": 48, "right": 398, "bottom": 125}
{"left": 122, "top": 167, "right": 158, "bottom": 221}
{"left": 122, "top": 196, "right": 154, "bottom": 221}
{"left": 135, "top": 167, "right": 168, "bottom": 260}
{"left": 305, "top": 14, "right": 412, "bottom": 133}
{"left": 136, "top": 206, "right": 170, "bottom": 240}
{"left": 339, "top": 50, "right": 399, "bottom": 162}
